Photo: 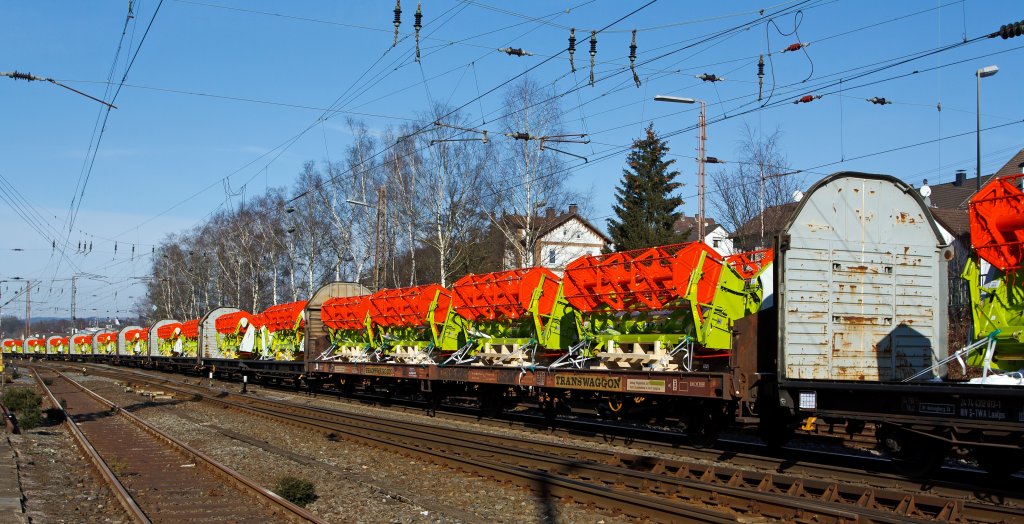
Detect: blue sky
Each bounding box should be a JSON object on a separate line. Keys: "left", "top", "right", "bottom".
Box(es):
{"left": 1, "top": 0, "right": 1022, "bottom": 321}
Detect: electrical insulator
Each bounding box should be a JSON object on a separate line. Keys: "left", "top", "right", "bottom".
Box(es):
{"left": 793, "top": 94, "right": 821, "bottom": 104}
{"left": 697, "top": 73, "right": 722, "bottom": 82}
{"left": 568, "top": 28, "right": 576, "bottom": 73}
{"left": 999, "top": 20, "right": 1023, "bottom": 39}
{"left": 757, "top": 55, "right": 765, "bottom": 101}
{"left": 867, "top": 97, "right": 892, "bottom": 105}
{"left": 589, "top": 31, "right": 597, "bottom": 86}
{"left": 414, "top": 3, "right": 423, "bottom": 62}
{"left": 392, "top": 0, "right": 401, "bottom": 47}
{"left": 629, "top": 29, "right": 640, "bottom": 88}
{"left": 499, "top": 47, "right": 533, "bottom": 57}
{"left": 781, "top": 42, "right": 809, "bottom": 53}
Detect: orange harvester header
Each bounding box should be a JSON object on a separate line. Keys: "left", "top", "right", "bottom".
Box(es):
{"left": 369, "top": 284, "right": 450, "bottom": 327}
{"left": 156, "top": 323, "right": 182, "bottom": 340}
{"left": 561, "top": 242, "right": 726, "bottom": 313}
{"left": 124, "top": 328, "right": 148, "bottom": 341}
{"left": 322, "top": 296, "right": 371, "bottom": 331}
{"left": 215, "top": 311, "right": 264, "bottom": 334}
{"left": 450, "top": 267, "right": 560, "bottom": 321}
{"left": 261, "top": 301, "right": 307, "bottom": 332}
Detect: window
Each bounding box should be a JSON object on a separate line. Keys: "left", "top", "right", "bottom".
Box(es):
{"left": 548, "top": 248, "right": 556, "bottom": 264}
{"left": 713, "top": 239, "right": 720, "bottom": 248}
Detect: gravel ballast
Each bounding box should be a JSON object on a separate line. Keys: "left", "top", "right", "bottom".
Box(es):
{"left": 70, "top": 372, "right": 633, "bottom": 523}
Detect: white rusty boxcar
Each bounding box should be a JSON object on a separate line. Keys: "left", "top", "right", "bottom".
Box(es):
{"left": 777, "top": 172, "right": 951, "bottom": 382}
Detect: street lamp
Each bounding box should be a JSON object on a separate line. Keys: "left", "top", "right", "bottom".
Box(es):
{"left": 976, "top": 65, "right": 999, "bottom": 191}
{"left": 654, "top": 95, "right": 708, "bottom": 241}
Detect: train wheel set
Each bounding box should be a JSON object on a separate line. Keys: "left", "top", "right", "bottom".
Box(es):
{"left": 5, "top": 172, "right": 1024, "bottom": 477}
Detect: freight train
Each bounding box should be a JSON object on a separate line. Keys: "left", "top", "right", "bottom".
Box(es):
{"left": 5, "top": 172, "right": 1023, "bottom": 476}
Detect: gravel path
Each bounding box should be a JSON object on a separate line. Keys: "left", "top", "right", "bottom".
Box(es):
{"left": 70, "top": 372, "right": 633, "bottom": 524}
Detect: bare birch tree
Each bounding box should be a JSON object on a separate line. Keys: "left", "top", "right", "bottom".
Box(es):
{"left": 708, "top": 125, "right": 800, "bottom": 235}
{"left": 487, "top": 76, "right": 582, "bottom": 268}
{"left": 412, "top": 105, "right": 490, "bottom": 286}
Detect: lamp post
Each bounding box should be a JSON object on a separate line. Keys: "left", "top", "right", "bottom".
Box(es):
{"left": 654, "top": 95, "right": 708, "bottom": 240}
{"left": 976, "top": 65, "right": 999, "bottom": 191}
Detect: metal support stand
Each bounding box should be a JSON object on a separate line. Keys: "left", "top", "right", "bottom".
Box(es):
{"left": 443, "top": 341, "right": 479, "bottom": 366}
{"left": 548, "top": 339, "right": 594, "bottom": 369}
{"left": 903, "top": 331, "right": 1000, "bottom": 382}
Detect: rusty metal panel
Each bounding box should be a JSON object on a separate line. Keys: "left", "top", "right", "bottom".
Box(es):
{"left": 304, "top": 281, "right": 371, "bottom": 367}
{"left": 780, "top": 174, "right": 948, "bottom": 381}
{"left": 199, "top": 307, "right": 240, "bottom": 360}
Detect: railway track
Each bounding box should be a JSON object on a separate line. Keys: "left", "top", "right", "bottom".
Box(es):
{"left": 54, "top": 363, "right": 1024, "bottom": 523}
{"left": 71, "top": 360, "right": 1021, "bottom": 503}
{"left": 30, "top": 367, "right": 324, "bottom": 523}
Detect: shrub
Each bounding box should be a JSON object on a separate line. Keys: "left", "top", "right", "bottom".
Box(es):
{"left": 2, "top": 387, "right": 42, "bottom": 430}
{"left": 274, "top": 476, "right": 317, "bottom": 507}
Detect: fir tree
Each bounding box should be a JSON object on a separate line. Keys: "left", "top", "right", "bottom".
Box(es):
{"left": 607, "top": 124, "right": 685, "bottom": 251}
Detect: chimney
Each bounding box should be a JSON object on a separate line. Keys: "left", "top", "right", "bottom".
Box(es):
{"left": 954, "top": 169, "right": 966, "bottom": 187}
{"left": 545, "top": 206, "right": 555, "bottom": 219}
{"left": 568, "top": 204, "right": 578, "bottom": 215}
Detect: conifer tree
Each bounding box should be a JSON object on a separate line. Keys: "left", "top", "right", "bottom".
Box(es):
{"left": 607, "top": 124, "right": 685, "bottom": 251}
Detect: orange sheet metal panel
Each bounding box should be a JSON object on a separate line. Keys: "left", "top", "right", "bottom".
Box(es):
{"left": 215, "top": 311, "right": 262, "bottom": 334}
{"left": 180, "top": 319, "right": 200, "bottom": 338}
{"left": 561, "top": 242, "right": 723, "bottom": 312}
{"left": 450, "top": 267, "right": 560, "bottom": 321}
{"left": 156, "top": 322, "right": 181, "bottom": 340}
{"left": 725, "top": 249, "right": 774, "bottom": 279}
{"left": 95, "top": 332, "right": 118, "bottom": 343}
{"left": 124, "top": 329, "right": 148, "bottom": 341}
{"left": 261, "top": 301, "right": 307, "bottom": 332}
{"left": 970, "top": 173, "right": 1024, "bottom": 271}
{"left": 369, "top": 284, "right": 450, "bottom": 327}
{"left": 322, "top": 295, "right": 371, "bottom": 330}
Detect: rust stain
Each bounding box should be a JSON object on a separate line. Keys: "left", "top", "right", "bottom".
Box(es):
{"left": 847, "top": 265, "right": 868, "bottom": 272}
{"left": 833, "top": 315, "right": 878, "bottom": 324}
{"left": 903, "top": 246, "right": 909, "bottom": 254}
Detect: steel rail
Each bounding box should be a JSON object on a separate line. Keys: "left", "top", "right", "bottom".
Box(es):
{"left": 64, "top": 363, "right": 1024, "bottom": 523}
{"left": 32, "top": 369, "right": 150, "bottom": 523}
{"left": 68, "top": 362, "right": 1024, "bottom": 504}
{"left": 31, "top": 366, "right": 325, "bottom": 523}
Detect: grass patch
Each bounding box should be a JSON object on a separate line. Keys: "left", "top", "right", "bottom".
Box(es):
{"left": 2, "top": 387, "right": 42, "bottom": 430}
{"left": 274, "top": 476, "right": 317, "bottom": 507}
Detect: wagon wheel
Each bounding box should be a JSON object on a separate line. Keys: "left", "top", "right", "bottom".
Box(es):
{"left": 974, "top": 447, "right": 1024, "bottom": 477}
{"left": 686, "top": 402, "right": 725, "bottom": 448}
{"left": 757, "top": 416, "right": 793, "bottom": 449}
{"left": 879, "top": 424, "right": 949, "bottom": 478}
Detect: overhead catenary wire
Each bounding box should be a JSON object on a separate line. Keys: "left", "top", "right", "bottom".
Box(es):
{"left": 18, "top": 0, "right": 1015, "bottom": 315}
